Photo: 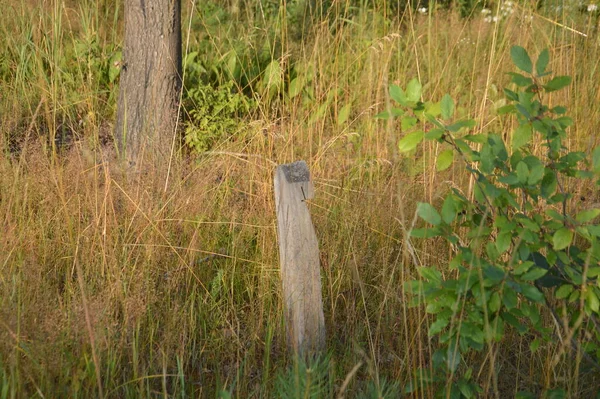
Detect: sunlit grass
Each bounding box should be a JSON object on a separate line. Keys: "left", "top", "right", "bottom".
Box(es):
{"left": 1, "top": 0, "right": 600, "bottom": 397}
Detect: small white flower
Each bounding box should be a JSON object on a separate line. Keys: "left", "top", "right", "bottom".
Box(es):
{"left": 492, "top": 16, "right": 499, "bottom": 22}
{"left": 481, "top": 8, "right": 492, "bottom": 15}
{"left": 588, "top": 4, "right": 598, "bottom": 12}
{"left": 484, "top": 16, "right": 492, "bottom": 22}
{"left": 418, "top": 7, "right": 428, "bottom": 14}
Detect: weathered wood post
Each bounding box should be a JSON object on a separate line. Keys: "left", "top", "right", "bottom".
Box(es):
{"left": 274, "top": 161, "right": 326, "bottom": 356}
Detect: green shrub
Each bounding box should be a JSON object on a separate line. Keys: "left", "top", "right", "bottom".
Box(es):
{"left": 379, "top": 46, "right": 600, "bottom": 397}
{"left": 182, "top": 52, "right": 255, "bottom": 154}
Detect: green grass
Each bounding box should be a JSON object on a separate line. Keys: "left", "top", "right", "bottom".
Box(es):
{"left": 1, "top": 0, "right": 600, "bottom": 397}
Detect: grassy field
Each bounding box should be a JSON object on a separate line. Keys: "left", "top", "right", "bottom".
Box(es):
{"left": 1, "top": 0, "right": 600, "bottom": 397}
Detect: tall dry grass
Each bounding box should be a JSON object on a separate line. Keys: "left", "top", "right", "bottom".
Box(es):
{"left": 1, "top": 0, "right": 600, "bottom": 397}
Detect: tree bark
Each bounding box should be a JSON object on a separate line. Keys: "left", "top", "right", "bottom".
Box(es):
{"left": 115, "top": 0, "right": 182, "bottom": 167}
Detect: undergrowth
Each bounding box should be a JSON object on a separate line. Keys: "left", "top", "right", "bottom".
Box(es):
{"left": 1, "top": 0, "right": 600, "bottom": 397}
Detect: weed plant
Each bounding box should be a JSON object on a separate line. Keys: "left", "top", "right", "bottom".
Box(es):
{"left": 1, "top": 0, "right": 600, "bottom": 397}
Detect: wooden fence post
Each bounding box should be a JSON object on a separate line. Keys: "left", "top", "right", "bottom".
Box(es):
{"left": 274, "top": 160, "right": 326, "bottom": 356}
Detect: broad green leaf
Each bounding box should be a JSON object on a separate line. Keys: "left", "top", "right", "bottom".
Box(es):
{"left": 406, "top": 78, "right": 422, "bottom": 102}
{"left": 375, "top": 108, "right": 404, "bottom": 119}
{"left": 436, "top": 149, "right": 454, "bottom": 171}
{"left": 512, "top": 123, "right": 532, "bottom": 150}
{"left": 541, "top": 171, "right": 557, "bottom": 198}
{"left": 516, "top": 161, "right": 529, "bottom": 184}
{"left": 417, "top": 266, "right": 442, "bottom": 283}
{"left": 495, "top": 231, "right": 512, "bottom": 254}
{"left": 555, "top": 284, "right": 573, "bottom": 299}
{"left": 544, "top": 76, "right": 572, "bottom": 92}
{"left": 588, "top": 267, "right": 600, "bottom": 278}
{"left": 108, "top": 51, "right": 122, "bottom": 83}
{"left": 536, "top": 48, "right": 550, "bottom": 76}
{"left": 593, "top": 146, "right": 600, "bottom": 173}
{"left": 553, "top": 228, "right": 573, "bottom": 250}
{"left": 521, "top": 267, "right": 548, "bottom": 281}
{"left": 446, "top": 344, "right": 461, "bottom": 372}
{"left": 410, "top": 227, "right": 441, "bottom": 238}
{"left": 389, "top": 84, "right": 407, "bottom": 104}
{"left": 428, "top": 317, "right": 449, "bottom": 336}
{"left": 488, "top": 292, "right": 501, "bottom": 312}
{"left": 483, "top": 265, "right": 506, "bottom": 284}
{"left": 530, "top": 338, "right": 540, "bottom": 353}
{"left": 398, "top": 130, "right": 424, "bottom": 152}
{"left": 576, "top": 209, "right": 600, "bottom": 223}
{"left": 520, "top": 283, "right": 545, "bottom": 303}
{"left": 401, "top": 116, "right": 418, "bottom": 130}
{"left": 508, "top": 72, "right": 533, "bottom": 87}
{"left": 446, "top": 119, "right": 476, "bottom": 132}
{"left": 441, "top": 195, "right": 458, "bottom": 224}
{"left": 463, "top": 134, "right": 487, "bottom": 144}
{"left": 424, "top": 128, "right": 444, "bottom": 140}
{"left": 417, "top": 202, "right": 442, "bottom": 226}
{"left": 502, "top": 289, "right": 518, "bottom": 310}
{"left": 510, "top": 46, "right": 533, "bottom": 74}
{"left": 586, "top": 289, "right": 600, "bottom": 313}
{"left": 337, "top": 103, "right": 352, "bottom": 125}
{"left": 425, "top": 101, "right": 442, "bottom": 117}
{"left": 440, "top": 94, "right": 454, "bottom": 120}
{"left": 261, "top": 60, "right": 282, "bottom": 90}
{"left": 288, "top": 77, "right": 304, "bottom": 98}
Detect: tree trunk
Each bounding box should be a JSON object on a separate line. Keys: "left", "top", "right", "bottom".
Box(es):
{"left": 115, "top": 0, "right": 182, "bottom": 167}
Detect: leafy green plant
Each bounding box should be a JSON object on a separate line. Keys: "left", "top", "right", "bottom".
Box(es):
{"left": 380, "top": 46, "right": 600, "bottom": 396}
{"left": 182, "top": 52, "right": 255, "bottom": 154}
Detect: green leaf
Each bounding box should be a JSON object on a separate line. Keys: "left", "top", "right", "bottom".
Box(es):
{"left": 440, "top": 94, "right": 454, "bottom": 120}
{"left": 417, "top": 202, "right": 442, "bottom": 226}
{"left": 488, "top": 292, "right": 501, "bottom": 312}
{"left": 108, "top": 51, "right": 122, "bottom": 83}
{"left": 261, "top": 60, "right": 282, "bottom": 90}
{"left": 417, "top": 266, "right": 442, "bottom": 283}
{"left": 592, "top": 146, "right": 600, "bottom": 173}
{"left": 516, "top": 161, "right": 529, "bottom": 184}
{"left": 586, "top": 289, "right": 600, "bottom": 313}
{"left": 375, "top": 108, "right": 404, "bottom": 119}
{"left": 541, "top": 171, "right": 557, "bottom": 198}
{"left": 410, "top": 228, "right": 441, "bottom": 238}
{"left": 463, "top": 134, "right": 487, "bottom": 144}
{"left": 424, "top": 128, "right": 444, "bottom": 140}
{"left": 401, "top": 116, "right": 418, "bottom": 130}
{"left": 510, "top": 46, "right": 533, "bottom": 74}
{"left": 441, "top": 195, "right": 458, "bottom": 224}
{"left": 495, "top": 231, "right": 512, "bottom": 254}
{"left": 544, "top": 76, "right": 572, "bottom": 92}
{"left": 406, "top": 78, "right": 422, "bottom": 102}
{"left": 553, "top": 228, "right": 573, "bottom": 250}
{"left": 536, "top": 48, "right": 550, "bottom": 76}
{"left": 520, "top": 283, "right": 545, "bottom": 303}
{"left": 398, "top": 130, "right": 424, "bottom": 152}
{"left": 555, "top": 284, "right": 573, "bottom": 299}
{"left": 503, "top": 289, "right": 518, "bottom": 310}
{"left": 436, "top": 149, "right": 454, "bottom": 171}
{"left": 446, "top": 119, "right": 476, "bottom": 132}
{"left": 389, "top": 84, "right": 407, "bottom": 104}
{"left": 576, "top": 209, "right": 600, "bottom": 223}
{"left": 288, "top": 77, "right": 304, "bottom": 98}
{"left": 521, "top": 267, "right": 548, "bottom": 281}
{"left": 508, "top": 72, "right": 533, "bottom": 87}
{"left": 337, "top": 103, "right": 351, "bottom": 125}
{"left": 512, "top": 123, "right": 532, "bottom": 150}
{"left": 428, "top": 317, "right": 449, "bottom": 336}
